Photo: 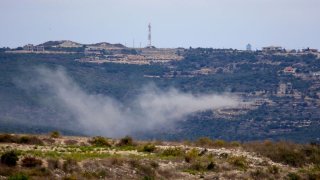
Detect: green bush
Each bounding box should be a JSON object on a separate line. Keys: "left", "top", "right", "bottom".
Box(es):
{"left": 49, "top": 131, "right": 60, "bottom": 138}
{"left": 1, "top": 150, "right": 19, "bottom": 167}
{"left": 287, "top": 172, "right": 301, "bottom": 180}
{"left": 228, "top": 156, "right": 248, "bottom": 170}
{"left": 162, "top": 147, "right": 184, "bottom": 157}
{"left": 8, "top": 173, "right": 29, "bottom": 180}
{"left": 89, "top": 136, "right": 111, "bottom": 147}
{"left": 21, "top": 156, "right": 42, "bottom": 168}
{"left": 0, "top": 134, "right": 18, "bottom": 143}
{"left": 184, "top": 148, "right": 199, "bottom": 163}
{"left": 141, "top": 144, "right": 156, "bottom": 153}
{"left": 117, "top": 136, "right": 134, "bottom": 146}
{"left": 212, "top": 140, "right": 226, "bottom": 147}
{"left": 19, "top": 136, "right": 44, "bottom": 145}
{"left": 195, "top": 137, "right": 213, "bottom": 147}
{"left": 267, "top": 165, "right": 279, "bottom": 174}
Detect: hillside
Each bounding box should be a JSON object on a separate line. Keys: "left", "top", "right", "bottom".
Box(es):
{"left": 0, "top": 48, "right": 320, "bottom": 142}
{"left": 0, "top": 133, "right": 319, "bottom": 179}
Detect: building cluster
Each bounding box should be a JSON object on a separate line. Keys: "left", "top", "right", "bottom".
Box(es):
{"left": 23, "top": 44, "right": 45, "bottom": 52}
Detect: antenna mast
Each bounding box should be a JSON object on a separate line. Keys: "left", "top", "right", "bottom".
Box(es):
{"left": 148, "top": 23, "right": 152, "bottom": 47}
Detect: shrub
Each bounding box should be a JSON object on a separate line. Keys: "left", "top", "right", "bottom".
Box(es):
{"left": 243, "top": 141, "right": 308, "bottom": 167}
{"left": 212, "top": 140, "right": 226, "bottom": 147}
{"left": 150, "top": 161, "right": 159, "bottom": 169}
{"left": 47, "top": 159, "right": 60, "bottom": 169}
{"left": 207, "top": 162, "right": 216, "bottom": 170}
{"left": 19, "top": 136, "right": 44, "bottom": 145}
{"left": 287, "top": 172, "right": 301, "bottom": 180}
{"left": 141, "top": 144, "right": 156, "bottom": 153}
{"left": 49, "top": 131, "right": 60, "bottom": 138}
{"left": 250, "top": 168, "right": 269, "bottom": 179}
{"left": 189, "top": 161, "right": 206, "bottom": 172}
{"left": 195, "top": 137, "right": 213, "bottom": 147}
{"left": 267, "top": 165, "right": 280, "bottom": 174}
{"left": 138, "top": 164, "right": 155, "bottom": 178}
{"left": 228, "top": 156, "right": 248, "bottom": 170}
{"left": 89, "top": 136, "right": 111, "bottom": 147}
{"left": 109, "top": 157, "right": 123, "bottom": 166}
{"left": 8, "top": 173, "right": 29, "bottom": 180}
{"left": 42, "top": 138, "right": 55, "bottom": 144}
{"left": 162, "top": 147, "right": 184, "bottom": 157}
{"left": 21, "top": 156, "right": 42, "bottom": 168}
{"left": 64, "top": 139, "right": 78, "bottom": 146}
{"left": 0, "top": 134, "right": 18, "bottom": 143}
{"left": 63, "top": 158, "right": 79, "bottom": 173}
{"left": 1, "top": 150, "right": 19, "bottom": 167}
{"left": 184, "top": 148, "right": 199, "bottom": 163}
{"left": 117, "top": 136, "right": 134, "bottom": 146}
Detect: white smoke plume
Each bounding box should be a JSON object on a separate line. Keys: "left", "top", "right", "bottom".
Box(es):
{"left": 29, "top": 67, "right": 240, "bottom": 137}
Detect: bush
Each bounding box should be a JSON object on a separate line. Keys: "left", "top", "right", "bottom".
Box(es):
{"left": 64, "top": 139, "right": 78, "bottom": 146}
{"left": 267, "top": 165, "right": 279, "bottom": 174}
{"left": 207, "top": 162, "right": 216, "bottom": 170}
{"left": 109, "top": 157, "right": 124, "bottom": 166}
{"left": 243, "top": 141, "right": 314, "bottom": 167}
{"left": 287, "top": 172, "right": 301, "bottom": 180}
{"left": 47, "top": 159, "right": 60, "bottom": 169}
{"left": 0, "top": 134, "right": 18, "bottom": 143}
{"left": 141, "top": 144, "right": 156, "bottom": 153}
{"left": 250, "top": 168, "right": 269, "bottom": 179}
{"left": 228, "top": 156, "right": 248, "bottom": 170}
{"left": 195, "top": 137, "right": 213, "bottom": 147}
{"left": 189, "top": 161, "right": 206, "bottom": 172}
{"left": 1, "top": 150, "right": 19, "bottom": 166}
{"left": 162, "top": 147, "right": 184, "bottom": 157}
{"left": 212, "top": 140, "right": 226, "bottom": 147}
{"left": 184, "top": 148, "right": 199, "bottom": 163}
{"left": 19, "top": 136, "right": 44, "bottom": 145}
{"left": 89, "top": 136, "right": 111, "bottom": 147}
{"left": 8, "top": 173, "right": 29, "bottom": 180}
{"left": 117, "top": 136, "right": 134, "bottom": 146}
{"left": 21, "top": 156, "right": 42, "bottom": 168}
{"left": 63, "top": 158, "right": 79, "bottom": 173}
{"left": 49, "top": 131, "right": 60, "bottom": 138}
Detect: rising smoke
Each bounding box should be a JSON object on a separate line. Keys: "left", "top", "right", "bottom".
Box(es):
{"left": 19, "top": 67, "right": 241, "bottom": 137}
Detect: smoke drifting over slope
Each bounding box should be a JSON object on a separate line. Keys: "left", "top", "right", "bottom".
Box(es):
{"left": 22, "top": 67, "right": 240, "bottom": 137}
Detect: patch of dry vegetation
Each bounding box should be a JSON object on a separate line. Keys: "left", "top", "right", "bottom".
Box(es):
{"left": 0, "top": 134, "right": 319, "bottom": 179}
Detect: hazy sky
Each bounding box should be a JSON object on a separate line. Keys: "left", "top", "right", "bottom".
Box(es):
{"left": 1, "top": 0, "right": 319, "bottom": 49}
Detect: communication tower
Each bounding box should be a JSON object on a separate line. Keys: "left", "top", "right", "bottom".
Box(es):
{"left": 148, "top": 23, "right": 152, "bottom": 47}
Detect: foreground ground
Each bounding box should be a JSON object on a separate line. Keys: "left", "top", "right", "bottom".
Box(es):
{"left": 0, "top": 133, "right": 319, "bottom": 179}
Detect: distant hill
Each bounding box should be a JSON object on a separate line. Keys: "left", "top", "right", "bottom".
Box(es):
{"left": 38, "top": 40, "right": 127, "bottom": 49}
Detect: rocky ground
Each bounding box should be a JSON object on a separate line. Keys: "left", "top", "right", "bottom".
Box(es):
{"left": 0, "top": 133, "right": 319, "bottom": 179}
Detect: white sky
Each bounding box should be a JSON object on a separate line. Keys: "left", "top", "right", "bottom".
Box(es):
{"left": 0, "top": 0, "right": 319, "bottom": 49}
